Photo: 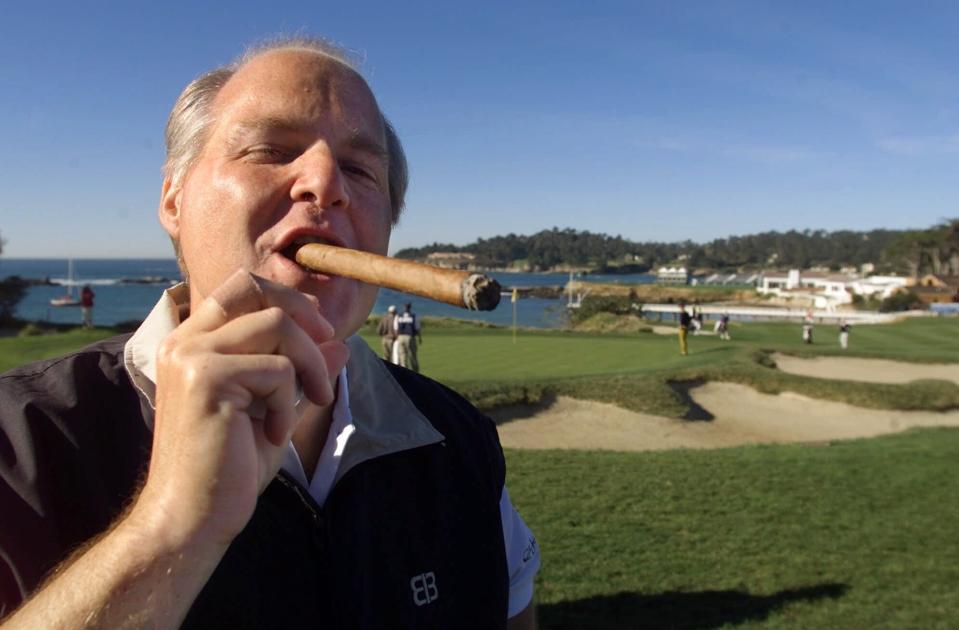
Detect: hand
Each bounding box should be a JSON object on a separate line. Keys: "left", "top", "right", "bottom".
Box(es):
{"left": 133, "top": 269, "right": 349, "bottom": 548}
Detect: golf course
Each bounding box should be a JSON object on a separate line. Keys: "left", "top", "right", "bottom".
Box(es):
{"left": 2, "top": 315, "right": 958, "bottom": 627}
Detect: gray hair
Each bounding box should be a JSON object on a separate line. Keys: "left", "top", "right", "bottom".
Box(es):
{"left": 163, "top": 36, "right": 408, "bottom": 224}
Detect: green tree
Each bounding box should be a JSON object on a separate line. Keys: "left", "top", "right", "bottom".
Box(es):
{"left": 0, "top": 276, "right": 27, "bottom": 324}
{"left": 0, "top": 231, "right": 29, "bottom": 324}
{"left": 880, "top": 290, "right": 924, "bottom": 313}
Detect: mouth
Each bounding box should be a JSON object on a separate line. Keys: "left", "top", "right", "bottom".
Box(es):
{"left": 279, "top": 234, "right": 338, "bottom": 271}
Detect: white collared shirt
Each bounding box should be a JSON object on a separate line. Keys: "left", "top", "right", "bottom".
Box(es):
{"left": 123, "top": 284, "right": 539, "bottom": 617}
{"left": 279, "top": 369, "right": 354, "bottom": 505}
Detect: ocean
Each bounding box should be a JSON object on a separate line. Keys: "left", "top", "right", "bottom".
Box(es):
{"left": 1, "top": 259, "right": 656, "bottom": 329}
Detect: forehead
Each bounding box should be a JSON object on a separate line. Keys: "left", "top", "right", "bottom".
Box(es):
{"left": 211, "top": 50, "right": 384, "bottom": 140}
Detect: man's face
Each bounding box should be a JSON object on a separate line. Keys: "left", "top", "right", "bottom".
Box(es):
{"left": 160, "top": 50, "right": 392, "bottom": 339}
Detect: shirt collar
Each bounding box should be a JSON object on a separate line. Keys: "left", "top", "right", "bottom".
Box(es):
{"left": 123, "top": 283, "right": 444, "bottom": 485}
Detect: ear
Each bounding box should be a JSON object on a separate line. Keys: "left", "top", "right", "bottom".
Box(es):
{"left": 158, "top": 176, "right": 183, "bottom": 239}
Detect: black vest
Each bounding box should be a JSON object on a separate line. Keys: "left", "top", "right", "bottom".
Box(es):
{"left": 0, "top": 336, "right": 508, "bottom": 628}
{"left": 395, "top": 312, "right": 417, "bottom": 336}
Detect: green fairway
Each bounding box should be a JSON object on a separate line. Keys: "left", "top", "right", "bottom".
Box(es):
{"left": 3, "top": 317, "right": 958, "bottom": 627}
{"left": 364, "top": 317, "right": 959, "bottom": 386}
{"left": 4, "top": 316, "right": 959, "bottom": 415}
{"left": 721, "top": 317, "right": 959, "bottom": 363}
{"left": 355, "top": 316, "right": 959, "bottom": 415}
{"left": 393, "top": 330, "right": 737, "bottom": 382}
{"left": 0, "top": 327, "right": 116, "bottom": 373}
{"left": 507, "top": 428, "right": 959, "bottom": 628}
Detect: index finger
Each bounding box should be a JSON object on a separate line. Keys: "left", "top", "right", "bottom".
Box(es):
{"left": 185, "top": 269, "right": 334, "bottom": 342}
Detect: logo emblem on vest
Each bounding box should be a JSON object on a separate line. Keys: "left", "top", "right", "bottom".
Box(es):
{"left": 410, "top": 572, "right": 439, "bottom": 606}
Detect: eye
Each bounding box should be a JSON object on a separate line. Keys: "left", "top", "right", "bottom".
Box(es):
{"left": 341, "top": 162, "right": 378, "bottom": 182}
{"left": 244, "top": 145, "right": 293, "bottom": 163}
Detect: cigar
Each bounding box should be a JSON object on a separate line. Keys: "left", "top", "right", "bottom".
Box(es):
{"left": 293, "top": 243, "right": 502, "bottom": 311}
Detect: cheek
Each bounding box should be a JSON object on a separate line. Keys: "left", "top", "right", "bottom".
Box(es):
{"left": 352, "top": 207, "right": 392, "bottom": 254}
{"left": 185, "top": 169, "right": 280, "bottom": 240}
{"left": 178, "top": 171, "right": 274, "bottom": 293}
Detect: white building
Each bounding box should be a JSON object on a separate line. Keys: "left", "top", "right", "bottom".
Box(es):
{"left": 759, "top": 269, "right": 914, "bottom": 308}
{"left": 759, "top": 270, "right": 855, "bottom": 308}
{"left": 657, "top": 267, "right": 689, "bottom": 284}
{"left": 848, "top": 275, "right": 912, "bottom": 299}
{"left": 703, "top": 272, "right": 761, "bottom": 287}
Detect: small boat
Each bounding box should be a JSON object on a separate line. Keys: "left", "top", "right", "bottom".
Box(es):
{"left": 50, "top": 259, "right": 81, "bottom": 307}
{"left": 566, "top": 271, "right": 589, "bottom": 309}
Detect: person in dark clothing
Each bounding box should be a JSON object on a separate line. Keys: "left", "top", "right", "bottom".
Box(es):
{"left": 80, "top": 284, "right": 95, "bottom": 328}
{"left": 393, "top": 301, "right": 422, "bottom": 372}
{"left": 717, "top": 312, "right": 731, "bottom": 341}
{"left": 678, "top": 302, "right": 691, "bottom": 355}
{"left": 802, "top": 310, "right": 814, "bottom": 344}
{"left": 0, "top": 37, "right": 538, "bottom": 629}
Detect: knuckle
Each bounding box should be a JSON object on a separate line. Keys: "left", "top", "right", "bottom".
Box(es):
{"left": 262, "top": 306, "right": 288, "bottom": 328}
{"left": 276, "top": 356, "right": 296, "bottom": 379}
{"left": 157, "top": 335, "right": 190, "bottom": 367}
{"left": 157, "top": 336, "right": 209, "bottom": 386}
{"left": 156, "top": 335, "right": 177, "bottom": 363}
{"left": 181, "top": 362, "right": 206, "bottom": 389}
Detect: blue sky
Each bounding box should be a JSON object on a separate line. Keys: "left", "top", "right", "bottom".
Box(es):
{"left": 1, "top": 1, "right": 957, "bottom": 258}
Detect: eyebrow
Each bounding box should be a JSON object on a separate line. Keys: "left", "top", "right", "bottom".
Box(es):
{"left": 227, "top": 116, "right": 304, "bottom": 143}
{"left": 227, "top": 116, "right": 389, "bottom": 164}
{"left": 345, "top": 130, "right": 389, "bottom": 165}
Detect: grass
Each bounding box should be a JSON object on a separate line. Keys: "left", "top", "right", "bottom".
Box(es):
{"left": 4, "top": 317, "right": 959, "bottom": 415}
{"left": 508, "top": 429, "right": 959, "bottom": 628}
{"left": 0, "top": 326, "right": 116, "bottom": 373}
{"left": 3, "top": 317, "right": 959, "bottom": 626}
{"left": 353, "top": 316, "right": 959, "bottom": 415}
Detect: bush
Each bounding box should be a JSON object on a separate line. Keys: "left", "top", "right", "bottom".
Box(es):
{"left": 113, "top": 320, "right": 144, "bottom": 332}
{"left": 569, "top": 294, "right": 640, "bottom": 325}
{"left": 573, "top": 312, "right": 653, "bottom": 333}
{"left": 18, "top": 323, "right": 47, "bottom": 337}
{"left": 851, "top": 293, "right": 882, "bottom": 311}
{"left": 0, "top": 276, "right": 28, "bottom": 324}
{"left": 880, "top": 291, "right": 924, "bottom": 313}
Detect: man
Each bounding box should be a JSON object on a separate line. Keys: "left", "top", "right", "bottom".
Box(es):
{"left": 838, "top": 319, "right": 850, "bottom": 349}
{"left": 718, "top": 311, "right": 731, "bottom": 341}
{"left": 0, "top": 38, "right": 538, "bottom": 629}
{"left": 678, "top": 302, "right": 691, "bottom": 356}
{"left": 803, "top": 309, "right": 814, "bottom": 344}
{"left": 377, "top": 304, "right": 397, "bottom": 360}
{"left": 394, "top": 301, "right": 422, "bottom": 372}
{"left": 80, "top": 284, "right": 95, "bottom": 328}
{"left": 690, "top": 306, "right": 702, "bottom": 335}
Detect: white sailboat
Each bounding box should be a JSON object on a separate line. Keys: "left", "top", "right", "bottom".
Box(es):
{"left": 566, "top": 271, "right": 589, "bottom": 309}
{"left": 50, "top": 259, "right": 81, "bottom": 307}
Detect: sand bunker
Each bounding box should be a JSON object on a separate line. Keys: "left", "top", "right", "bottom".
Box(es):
{"left": 772, "top": 353, "right": 959, "bottom": 385}
{"left": 650, "top": 325, "right": 678, "bottom": 335}
{"left": 491, "top": 383, "right": 959, "bottom": 452}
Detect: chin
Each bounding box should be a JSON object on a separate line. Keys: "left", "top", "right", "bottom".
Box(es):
{"left": 317, "top": 286, "right": 378, "bottom": 341}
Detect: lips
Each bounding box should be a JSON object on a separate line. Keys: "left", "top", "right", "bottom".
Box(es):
{"left": 276, "top": 230, "right": 343, "bottom": 268}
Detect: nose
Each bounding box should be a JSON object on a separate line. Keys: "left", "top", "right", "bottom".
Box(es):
{"left": 289, "top": 145, "right": 350, "bottom": 209}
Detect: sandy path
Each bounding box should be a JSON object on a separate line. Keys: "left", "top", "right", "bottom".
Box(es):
{"left": 650, "top": 325, "right": 716, "bottom": 336}
{"left": 650, "top": 325, "right": 678, "bottom": 335}
{"left": 491, "top": 383, "right": 959, "bottom": 452}
{"left": 772, "top": 353, "right": 959, "bottom": 385}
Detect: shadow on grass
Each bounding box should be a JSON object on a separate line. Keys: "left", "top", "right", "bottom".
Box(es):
{"left": 539, "top": 582, "right": 848, "bottom": 629}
